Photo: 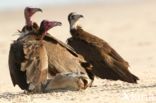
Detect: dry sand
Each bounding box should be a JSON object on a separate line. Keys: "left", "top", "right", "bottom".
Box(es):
{"left": 0, "top": 0, "right": 156, "bottom": 103}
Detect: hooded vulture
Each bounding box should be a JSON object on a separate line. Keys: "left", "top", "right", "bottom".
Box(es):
{"left": 67, "top": 12, "right": 139, "bottom": 83}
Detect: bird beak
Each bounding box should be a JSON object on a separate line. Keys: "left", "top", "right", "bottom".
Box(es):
{"left": 80, "top": 15, "right": 84, "bottom": 18}
{"left": 37, "top": 8, "right": 43, "bottom": 12}
{"left": 49, "top": 21, "right": 62, "bottom": 28}
{"left": 53, "top": 21, "right": 62, "bottom": 26}
{"left": 33, "top": 8, "right": 43, "bottom": 13}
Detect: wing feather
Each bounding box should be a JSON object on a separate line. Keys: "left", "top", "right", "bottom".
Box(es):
{"left": 8, "top": 41, "right": 28, "bottom": 90}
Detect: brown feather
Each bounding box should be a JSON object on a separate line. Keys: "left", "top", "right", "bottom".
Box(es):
{"left": 68, "top": 26, "right": 139, "bottom": 83}
{"left": 44, "top": 34, "right": 78, "bottom": 57}
{"left": 8, "top": 19, "right": 40, "bottom": 90}
{"left": 8, "top": 41, "right": 29, "bottom": 90}
{"left": 43, "top": 39, "right": 87, "bottom": 75}
{"left": 42, "top": 35, "right": 94, "bottom": 86}
{"left": 8, "top": 32, "right": 47, "bottom": 91}
{"left": 21, "top": 40, "right": 48, "bottom": 85}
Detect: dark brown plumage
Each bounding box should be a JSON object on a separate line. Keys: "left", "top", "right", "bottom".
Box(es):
{"left": 43, "top": 35, "right": 91, "bottom": 76}
{"left": 9, "top": 41, "right": 28, "bottom": 90}
{"left": 67, "top": 12, "right": 139, "bottom": 83}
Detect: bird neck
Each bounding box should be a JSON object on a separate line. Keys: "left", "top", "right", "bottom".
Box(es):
{"left": 38, "top": 29, "right": 47, "bottom": 37}
{"left": 36, "top": 30, "right": 46, "bottom": 41}
{"left": 25, "top": 16, "right": 32, "bottom": 27}
{"left": 70, "top": 20, "right": 79, "bottom": 30}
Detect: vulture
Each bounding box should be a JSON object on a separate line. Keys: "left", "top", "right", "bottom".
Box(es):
{"left": 67, "top": 12, "right": 139, "bottom": 83}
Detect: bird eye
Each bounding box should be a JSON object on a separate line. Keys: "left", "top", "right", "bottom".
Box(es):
{"left": 71, "top": 15, "right": 75, "bottom": 19}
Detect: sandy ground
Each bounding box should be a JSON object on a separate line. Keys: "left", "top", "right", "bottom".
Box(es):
{"left": 0, "top": 0, "right": 156, "bottom": 103}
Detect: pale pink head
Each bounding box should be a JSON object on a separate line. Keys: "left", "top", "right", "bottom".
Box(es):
{"left": 24, "top": 7, "right": 42, "bottom": 18}
{"left": 24, "top": 7, "right": 42, "bottom": 26}
{"left": 39, "top": 20, "right": 62, "bottom": 35}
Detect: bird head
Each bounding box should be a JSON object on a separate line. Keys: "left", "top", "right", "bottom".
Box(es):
{"left": 24, "top": 7, "right": 42, "bottom": 19}
{"left": 39, "top": 20, "right": 62, "bottom": 35}
{"left": 68, "top": 12, "right": 84, "bottom": 29}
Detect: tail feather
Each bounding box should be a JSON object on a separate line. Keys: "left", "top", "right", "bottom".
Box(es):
{"left": 93, "top": 60, "right": 139, "bottom": 83}
{"left": 111, "top": 61, "right": 139, "bottom": 83}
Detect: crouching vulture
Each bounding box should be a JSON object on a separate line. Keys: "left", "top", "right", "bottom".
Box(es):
{"left": 67, "top": 12, "right": 139, "bottom": 83}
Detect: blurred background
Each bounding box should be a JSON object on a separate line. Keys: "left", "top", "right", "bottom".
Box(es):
{"left": 0, "top": 0, "right": 141, "bottom": 10}
{"left": 0, "top": 0, "right": 156, "bottom": 102}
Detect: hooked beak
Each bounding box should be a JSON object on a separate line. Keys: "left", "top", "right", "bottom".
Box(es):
{"left": 50, "top": 21, "right": 62, "bottom": 27}
{"left": 33, "top": 8, "right": 43, "bottom": 13}
{"left": 79, "top": 15, "right": 84, "bottom": 18}
{"left": 37, "top": 8, "right": 42, "bottom": 12}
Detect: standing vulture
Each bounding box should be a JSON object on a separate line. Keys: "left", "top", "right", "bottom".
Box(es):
{"left": 67, "top": 12, "right": 139, "bottom": 83}
{"left": 8, "top": 7, "right": 42, "bottom": 91}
